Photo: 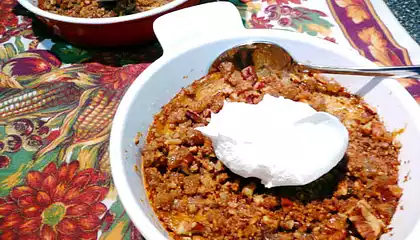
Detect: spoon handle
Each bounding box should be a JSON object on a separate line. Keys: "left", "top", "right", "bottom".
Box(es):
{"left": 303, "top": 64, "right": 420, "bottom": 79}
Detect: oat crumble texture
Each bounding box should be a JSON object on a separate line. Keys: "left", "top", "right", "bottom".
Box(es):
{"left": 142, "top": 59, "right": 402, "bottom": 239}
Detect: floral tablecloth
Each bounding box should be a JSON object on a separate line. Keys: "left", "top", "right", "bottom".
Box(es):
{"left": 0, "top": 0, "right": 419, "bottom": 239}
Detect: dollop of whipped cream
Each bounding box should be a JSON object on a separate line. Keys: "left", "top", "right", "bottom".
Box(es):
{"left": 196, "top": 95, "right": 349, "bottom": 188}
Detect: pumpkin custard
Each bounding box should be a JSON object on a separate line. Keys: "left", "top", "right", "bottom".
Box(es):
{"left": 142, "top": 56, "right": 402, "bottom": 239}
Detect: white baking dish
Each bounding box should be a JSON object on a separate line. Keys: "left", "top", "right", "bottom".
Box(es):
{"left": 110, "top": 2, "right": 420, "bottom": 239}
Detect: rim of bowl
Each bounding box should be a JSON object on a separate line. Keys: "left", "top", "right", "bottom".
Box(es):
{"left": 110, "top": 29, "right": 420, "bottom": 239}
{"left": 17, "top": 0, "right": 190, "bottom": 24}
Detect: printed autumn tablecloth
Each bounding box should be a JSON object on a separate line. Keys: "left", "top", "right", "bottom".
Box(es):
{"left": 0, "top": 0, "right": 419, "bottom": 239}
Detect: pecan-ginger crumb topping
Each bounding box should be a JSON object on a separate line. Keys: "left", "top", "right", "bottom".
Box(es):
{"left": 142, "top": 61, "right": 401, "bottom": 240}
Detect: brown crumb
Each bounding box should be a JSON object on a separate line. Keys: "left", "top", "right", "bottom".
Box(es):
{"left": 142, "top": 60, "right": 402, "bottom": 239}
{"left": 134, "top": 164, "right": 140, "bottom": 174}
{"left": 134, "top": 132, "right": 143, "bottom": 145}
{"left": 38, "top": 0, "right": 174, "bottom": 18}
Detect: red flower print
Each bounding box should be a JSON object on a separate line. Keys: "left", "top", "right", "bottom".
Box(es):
{"left": 0, "top": 161, "right": 108, "bottom": 239}
{"left": 249, "top": 14, "right": 274, "bottom": 29}
{"left": 130, "top": 223, "right": 144, "bottom": 240}
{"left": 0, "top": 0, "right": 19, "bottom": 36}
{"left": 101, "top": 209, "right": 115, "bottom": 232}
{"left": 84, "top": 62, "right": 116, "bottom": 74}
{"left": 324, "top": 37, "right": 337, "bottom": 43}
{"left": 290, "top": 8, "right": 303, "bottom": 18}
{"left": 265, "top": 5, "right": 281, "bottom": 21}
{"left": 85, "top": 62, "right": 149, "bottom": 89}
{"left": 279, "top": 5, "right": 292, "bottom": 15}
{"left": 0, "top": 18, "right": 35, "bottom": 44}
{"left": 0, "top": 155, "right": 10, "bottom": 169}
{"left": 278, "top": 17, "right": 292, "bottom": 26}
{"left": 0, "top": 12, "right": 18, "bottom": 35}
{"left": 264, "top": 5, "right": 304, "bottom": 21}
{"left": 263, "top": 0, "right": 302, "bottom": 5}
{"left": 0, "top": 0, "right": 17, "bottom": 10}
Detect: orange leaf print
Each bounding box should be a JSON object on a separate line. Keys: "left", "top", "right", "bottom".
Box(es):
{"left": 388, "top": 49, "right": 404, "bottom": 66}
{"left": 398, "top": 78, "right": 418, "bottom": 88}
{"left": 0, "top": 72, "right": 23, "bottom": 89}
{"left": 262, "top": 0, "right": 280, "bottom": 4}
{"left": 307, "top": 23, "right": 332, "bottom": 36}
{"left": 358, "top": 27, "right": 386, "bottom": 48}
{"left": 274, "top": 0, "right": 302, "bottom": 4}
{"left": 335, "top": 0, "right": 370, "bottom": 24}
{"left": 358, "top": 27, "right": 404, "bottom": 66}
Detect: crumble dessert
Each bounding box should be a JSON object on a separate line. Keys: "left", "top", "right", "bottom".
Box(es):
{"left": 142, "top": 49, "right": 402, "bottom": 240}
{"left": 38, "top": 0, "right": 173, "bottom": 18}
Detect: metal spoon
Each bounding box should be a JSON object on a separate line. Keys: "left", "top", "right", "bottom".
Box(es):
{"left": 210, "top": 42, "right": 420, "bottom": 79}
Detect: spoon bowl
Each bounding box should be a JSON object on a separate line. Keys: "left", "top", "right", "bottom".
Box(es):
{"left": 211, "top": 42, "right": 420, "bottom": 79}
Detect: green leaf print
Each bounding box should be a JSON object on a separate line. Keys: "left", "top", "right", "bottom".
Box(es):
{"left": 100, "top": 199, "right": 132, "bottom": 240}
{"left": 30, "top": 147, "right": 61, "bottom": 172}
{"left": 0, "top": 149, "right": 34, "bottom": 196}
{"left": 14, "top": 36, "right": 25, "bottom": 53}
{"left": 119, "top": 58, "right": 140, "bottom": 66}
{"left": 291, "top": 7, "right": 334, "bottom": 36}
{"left": 0, "top": 127, "right": 5, "bottom": 139}
{"left": 229, "top": 0, "right": 249, "bottom": 26}
{"left": 229, "top": 0, "right": 247, "bottom": 7}
{"left": 0, "top": 43, "right": 18, "bottom": 64}
{"left": 51, "top": 42, "right": 91, "bottom": 64}
{"left": 44, "top": 111, "right": 69, "bottom": 129}
{"left": 0, "top": 146, "right": 61, "bottom": 197}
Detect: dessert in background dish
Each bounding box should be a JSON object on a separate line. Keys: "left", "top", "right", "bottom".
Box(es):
{"left": 196, "top": 95, "right": 349, "bottom": 188}
{"left": 142, "top": 59, "right": 402, "bottom": 239}
{"left": 38, "top": 0, "right": 174, "bottom": 18}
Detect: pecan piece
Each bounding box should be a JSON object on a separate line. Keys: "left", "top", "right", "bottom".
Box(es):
{"left": 242, "top": 182, "right": 256, "bottom": 198}
{"left": 241, "top": 66, "right": 257, "bottom": 82}
{"left": 253, "top": 81, "right": 265, "bottom": 90}
{"left": 261, "top": 215, "right": 279, "bottom": 229}
{"left": 348, "top": 200, "right": 385, "bottom": 240}
{"left": 186, "top": 110, "right": 204, "bottom": 123}
{"left": 167, "top": 146, "right": 195, "bottom": 171}
{"left": 226, "top": 71, "right": 243, "bottom": 86}
{"left": 218, "top": 62, "right": 235, "bottom": 76}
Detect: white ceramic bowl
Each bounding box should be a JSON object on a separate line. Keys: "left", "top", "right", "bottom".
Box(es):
{"left": 110, "top": 2, "right": 420, "bottom": 239}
